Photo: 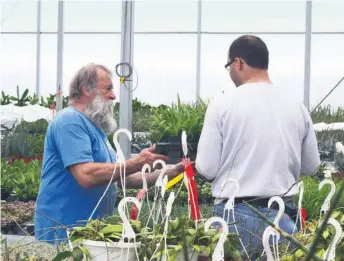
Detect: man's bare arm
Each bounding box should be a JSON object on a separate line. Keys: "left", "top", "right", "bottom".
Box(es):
{"left": 119, "top": 163, "right": 184, "bottom": 189}
{"left": 68, "top": 144, "right": 169, "bottom": 189}
{"left": 69, "top": 159, "right": 139, "bottom": 188}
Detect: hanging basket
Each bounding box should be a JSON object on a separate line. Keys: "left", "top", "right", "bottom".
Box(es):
{"left": 79, "top": 240, "right": 141, "bottom": 261}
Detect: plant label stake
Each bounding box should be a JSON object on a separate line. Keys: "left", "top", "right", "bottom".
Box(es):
{"left": 204, "top": 217, "right": 228, "bottom": 261}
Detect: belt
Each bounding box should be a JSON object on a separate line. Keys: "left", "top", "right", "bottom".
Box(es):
{"left": 225, "top": 196, "right": 298, "bottom": 220}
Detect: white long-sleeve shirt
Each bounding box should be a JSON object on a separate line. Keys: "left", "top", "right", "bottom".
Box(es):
{"left": 195, "top": 82, "right": 321, "bottom": 204}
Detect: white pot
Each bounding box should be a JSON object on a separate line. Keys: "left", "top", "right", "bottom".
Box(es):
{"left": 81, "top": 240, "right": 141, "bottom": 261}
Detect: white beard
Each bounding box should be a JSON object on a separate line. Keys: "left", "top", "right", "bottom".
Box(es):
{"left": 84, "top": 94, "right": 118, "bottom": 134}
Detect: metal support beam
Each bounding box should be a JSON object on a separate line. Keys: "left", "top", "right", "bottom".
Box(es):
{"left": 56, "top": 0, "right": 64, "bottom": 112}
{"left": 303, "top": 0, "right": 312, "bottom": 110}
{"left": 119, "top": 1, "right": 135, "bottom": 159}
{"left": 196, "top": 0, "right": 202, "bottom": 102}
{"left": 35, "top": 0, "right": 41, "bottom": 98}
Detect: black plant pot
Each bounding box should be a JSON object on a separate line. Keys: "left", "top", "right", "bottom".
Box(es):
{"left": 156, "top": 135, "right": 200, "bottom": 164}
{"left": 1, "top": 189, "right": 10, "bottom": 201}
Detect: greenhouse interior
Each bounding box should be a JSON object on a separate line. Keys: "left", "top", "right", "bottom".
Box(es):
{"left": 1, "top": 0, "right": 344, "bottom": 260}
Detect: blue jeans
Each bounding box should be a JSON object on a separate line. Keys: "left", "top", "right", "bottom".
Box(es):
{"left": 213, "top": 199, "right": 299, "bottom": 260}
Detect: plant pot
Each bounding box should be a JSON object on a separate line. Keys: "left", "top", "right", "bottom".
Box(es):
{"left": 81, "top": 240, "right": 141, "bottom": 261}
{"left": 1, "top": 189, "right": 10, "bottom": 200}
{"left": 156, "top": 135, "right": 200, "bottom": 164}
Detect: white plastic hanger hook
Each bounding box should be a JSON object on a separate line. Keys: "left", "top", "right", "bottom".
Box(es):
{"left": 335, "top": 141, "right": 344, "bottom": 154}
{"left": 113, "top": 128, "right": 132, "bottom": 163}
{"left": 141, "top": 164, "right": 151, "bottom": 191}
{"left": 153, "top": 159, "right": 167, "bottom": 187}
{"left": 223, "top": 179, "right": 240, "bottom": 217}
{"left": 181, "top": 130, "right": 188, "bottom": 157}
{"left": 262, "top": 226, "right": 281, "bottom": 261}
{"left": 319, "top": 179, "right": 336, "bottom": 216}
{"left": 318, "top": 218, "right": 343, "bottom": 261}
{"left": 268, "top": 196, "right": 285, "bottom": 227}
{"left": 204, "top": 217, "right": 228, "bottom": 261}
{"left": 166, "top": 192, "right": 175, "bottom": 217}
{"left": 118, "top": 197, "right": 141, "bottom": 242}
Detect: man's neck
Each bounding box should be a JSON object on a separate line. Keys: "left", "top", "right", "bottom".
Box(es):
{"left": 242, "top": 70, "right": 272, "bottom": 85}
{"left": 71, "top": 102, "right": 87, "bottom": 113}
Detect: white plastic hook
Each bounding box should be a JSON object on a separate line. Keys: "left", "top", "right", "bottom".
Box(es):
{"left": 113, "top": 128, "right": 132, "bottom": 163}
{"left": 165, "top": 192, "right": 175, "bottom": 217}
{"left": 319, "top": 179, "right": 336, "bottom": 216}
{"left": 204, "top": 217, "right": 228, "bottom": 261}
{"left": 161, "top": 175, "right": 168, "bottom": 198}
{"left": 262, "top": 226, "right": 281, "bottom": 261}
{"left": 181, "top": 130, "right": 188, "bottom": 157}
{"left": 335, "top": 141, "right": 344, "bottom": 154}
{"left": 223, "top": 179, "right": 240, "bottom": 221}
{"left": 141, "top": 164, "right": 151, "bottom": 191}
{"left": 298, "top": 181, "right": 304, "bottom": 228}
{"left": 318, "top": 218, "right": 343, "bottom": 261}
{"left": 268, "top": 196, "right": 285, "bottom": 227}
{"left": 118, "top": 197, "right": 141, "bottom": 242}
{"left": 153, "top": 159, "right": 167, "bottom": 187}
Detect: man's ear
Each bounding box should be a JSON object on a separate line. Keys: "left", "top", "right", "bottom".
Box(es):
{"left": 82, "top": 85, "right": 91, "bottom": 97}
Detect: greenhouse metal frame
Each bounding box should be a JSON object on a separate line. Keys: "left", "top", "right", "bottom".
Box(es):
{"left": 1, "top": 0, "right": 343, "bottom": 158}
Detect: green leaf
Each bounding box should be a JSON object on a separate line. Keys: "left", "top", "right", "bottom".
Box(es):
{"left": 99, "top": 224, "right": 122, "bottom": 234}
{"left": 187, "top": 228, "right": 196, "bottom": 236}
{"left": 52, "top": 251, "right": 73, "bottom": 261}
{"left": 21, "top": 89, "right": 29, "bottom": 100}
{"left": 192, "top": 244, "right": 201, "bottom": 253}
{"left": 77, "top": 245, "right": 91, "bottom": 260}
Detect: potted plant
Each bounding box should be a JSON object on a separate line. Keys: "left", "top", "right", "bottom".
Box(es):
{"left": 148, "top": 95, "right": 207, "bottom": 164}
{"left": 60, "top": 216, "right": 144, "bottom": 261}
{"left": 141, "top": 216, "right": 242, "bottom": 261}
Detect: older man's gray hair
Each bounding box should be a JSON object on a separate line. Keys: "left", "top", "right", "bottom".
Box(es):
{"left": 69, "top": 63, "right": 112, "bottom": 103}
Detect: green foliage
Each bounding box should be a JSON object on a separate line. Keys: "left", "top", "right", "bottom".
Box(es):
{"left": 148, "top": 95, "right": 208, "bottom": 143}
{"left": 1, "top": 133, "right": 45, "bottom": 158}
{"left": 140, "top": 216, "right": 242, "bottom": 261}
{"left": 9, "top": 86, "right": 30, "bottom": 107}
{"left": 311, "top": 105, "right": 344, "bottom": 124}
{"left": 281, "top": 210, "right": 344, "bottom": 261}
{"left": 29, "top": 93, "right": 39, "bottom": 105}
{"left": 39, "top": 94, "right": 56, "bottom": 108}
{"left": 294, "top": 177, "right": 344, "bottom": 220}
{"left": 14, "top": 119, "right": 48, "bottom": 135}
{"left": 1, "top": 91, "right": 11, "bottom": 105}
{"left": 317, "top": 130, "right": 344, "bottom": 161}
{"left": 1, "top": 159, "right": 42, "bottom": 201}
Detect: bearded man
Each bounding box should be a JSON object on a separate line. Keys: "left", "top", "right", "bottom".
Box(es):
{"left": 34, "top": 63, "right": 184, "bottom": 244}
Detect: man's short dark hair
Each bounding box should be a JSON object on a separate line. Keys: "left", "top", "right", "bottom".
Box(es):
{"left": 229, "top": 35, "right": 269, "bottom": 69}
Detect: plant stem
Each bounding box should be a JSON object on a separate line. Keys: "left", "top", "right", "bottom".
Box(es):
{"left": 244, "top": 202, "right": 325, "bottom": 261}
{"left": 304, "top": 179, "right": 344, "bottom": 261}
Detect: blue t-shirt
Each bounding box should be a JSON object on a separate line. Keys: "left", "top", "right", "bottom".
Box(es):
{"left": 34, "top": 106, "right": 117, "bottom": 243}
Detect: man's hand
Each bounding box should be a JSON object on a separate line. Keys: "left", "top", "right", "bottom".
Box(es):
{"left": 130, "top": 144, "right": 169, "bottom": 171}
{"left": 165, "top": 162, "right": 185, "bottom": 180}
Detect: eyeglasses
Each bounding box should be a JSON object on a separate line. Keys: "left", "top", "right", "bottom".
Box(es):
{"left": 224, "top": 60, "right": 235, "bottom": 71}
{"left": 225, "top": 59, "right": 244, "bottom": 71}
